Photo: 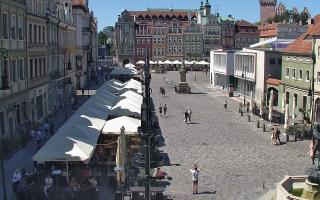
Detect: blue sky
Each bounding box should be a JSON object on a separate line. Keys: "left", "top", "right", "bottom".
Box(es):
{"left": 89, "top": 0, "right": 320, "bottom": 31}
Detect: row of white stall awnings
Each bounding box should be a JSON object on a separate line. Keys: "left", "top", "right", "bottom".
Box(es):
{"left": 33, "top": 79, "right": 143, "bottom": 163}
{"left": 136, "top": 60, "right": 209, "bottom": 65}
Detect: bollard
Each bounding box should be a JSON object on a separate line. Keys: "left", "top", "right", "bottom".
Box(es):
{"left": 247, "top": 115, "right": 250, "bottom": 122}
{"left": 257, "top": 121, "right": 260, "bottom": 128}
{"left": 263, "top": 123, "right": 266, "bottom": 132}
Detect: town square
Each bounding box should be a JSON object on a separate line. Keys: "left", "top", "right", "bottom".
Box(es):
{"left": 1, "top": 0, "right": 320, "bottom": 200}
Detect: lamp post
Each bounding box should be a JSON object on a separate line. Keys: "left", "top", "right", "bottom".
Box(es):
{"left": 143, "top": 55, "right": 151, "bottom": 200}
{"left": 0, "top": 47, "right": 8, "bottom": 200}
{"left": 64, "top": 50, "right": 72, "bottom": 121}
{"left": 242, "top": 65, "right": 247, "bottom": 106}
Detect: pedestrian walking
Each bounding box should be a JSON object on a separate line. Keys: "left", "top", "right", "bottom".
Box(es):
{"left": 163, "top": 104, "right": 167, "bottom": 117}
{"left": 271, "top": 128, "right": 277, "bottom": 145}
{"left": 159, "top": 87, "right": 163, "bottom": 95}
{"left": 162, "top": 88, "right": 166, "bottom": 97}
{"left": 174, "top": 85, "right": 177, "bottom": 93}
{"left": 35, "top": 128, "right": 42, "bottom": 150}
{"left": 188, "top": 109, "right": 192, "bottom": 123}
{"left": 190, "top": 163, "right": 200, "bottom": 194}
{"left": 159, "top": 104, "right": 163, "bottom": 117}
{"left": 275, "top": 127, "right": 281, "bottom": 144}
{"left": 184, "top": 110, "right": 189, "bottom": 124}
{"left": 12, "top": 168, "right": 22, "bottom": 194}
{"left": 224, "top": 101, "right": 228, "bottom": 111}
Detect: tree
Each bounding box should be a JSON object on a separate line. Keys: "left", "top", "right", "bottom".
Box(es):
{"left": 98, "top": 31, "right": 108, "bottom": 47}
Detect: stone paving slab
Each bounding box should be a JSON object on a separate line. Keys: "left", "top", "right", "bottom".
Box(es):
{"left": 151, "top": 71, "right": 310, "bottom": 200}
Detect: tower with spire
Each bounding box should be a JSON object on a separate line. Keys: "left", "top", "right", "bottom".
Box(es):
{"left": 204, "top": 0, "right": 211, "bottom": 16}
{"left": 259, "top": 0, "right": 277, "bottom": 23}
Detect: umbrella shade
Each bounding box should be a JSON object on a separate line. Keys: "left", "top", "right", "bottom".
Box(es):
{"left": 164, "top": 60, "right": 172, "bottom": 64}
{"left": 172, "top": 60, "right": 182, "bottom": 64}
{"left": 184, "top": 60, "right": 194, "bottom": 65}
{"left": 116, "top": 127, "right": 126, "bottom": 185}
{"left": 195, "top": 60, "right": 209, "bottom": 65}
{"left": 268, "top": 90, "right": 274, "bottom": 122}
{"left": 149, "top": 60, "right": 157, "bottom": 64}
{"left": 124, "top": 63, "right": 136, "bottom": 68}
{"left": 102, "top": 116, "right": 140, "bottom": 135}
{"left": 259, "top": 94, "right": 264, "bottom": 117}
{"left": 284, "top": 104, "right": 289, "bottom": 129}
{"left": 136, "top": 60, "right": 145, "bottom": 64}
{"left": 158, "top": 61, "right": 165, "bottom": 64}
{"left": 249, "top": 91, "right": 254, "bottom": 113}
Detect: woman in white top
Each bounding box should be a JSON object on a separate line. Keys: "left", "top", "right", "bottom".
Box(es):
{"left": 190, "top": 164, "right": 200, "bottom": 194}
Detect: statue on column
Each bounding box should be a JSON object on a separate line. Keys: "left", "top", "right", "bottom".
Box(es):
{"left": 178, "top": 60, "right": 190, "bottom": 93}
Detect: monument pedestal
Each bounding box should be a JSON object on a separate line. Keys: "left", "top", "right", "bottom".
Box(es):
{"left": 178, "top": 82, "right": 190, "bottom": 93}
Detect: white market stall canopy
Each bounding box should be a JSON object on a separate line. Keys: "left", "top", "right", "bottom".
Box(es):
{"left": 149, "top": 60, "right": 157, "bottom": 64}
{"left": 102, "top": 116, "right": 141, "bottom": 135}
{"left": 110, "top": 68, "right": 138, "bottom": 76}
{"left": 172, "top": 60, "right": 182, "bottom": 65}
{"left": 163, "top": 60, "right": 172, "bottom": 64}
{"left": 33, "top": 125, "right": 99, "bottom": 163}
{"left": 184, "top": 60, "right": 194, "bottom": 65}
{"left": 195, "top": 60, "right": 209, "bottom": 65}
{"left": 33, "top": 77, "right": 143, "bottom": 163}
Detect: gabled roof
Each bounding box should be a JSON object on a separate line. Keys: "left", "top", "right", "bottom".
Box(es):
{"left": 236, "top": 20, "right": 257, "bottom": 27}
{"left": 129, "top": 11, "right": 197, "bottom": 19}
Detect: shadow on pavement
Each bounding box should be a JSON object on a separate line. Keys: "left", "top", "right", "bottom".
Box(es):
{"left": 197, "top": 190, "right": 217, "bottom": 194}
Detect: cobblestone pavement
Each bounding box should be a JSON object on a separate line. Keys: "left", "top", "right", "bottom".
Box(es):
{"left": 151, "top": 71, "right": 310, "bottom": 200}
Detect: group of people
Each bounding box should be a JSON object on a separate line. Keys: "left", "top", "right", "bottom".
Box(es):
{"left": 30, "top": 120, "right": 52, "bottom": 150}
{"left": 271, "top": 127, "right": 282, "bottom": 145}
{"left": 184, "top": 109, "right": 193, "bottom": 124}
{"left": 158, "top": 104, "right": 168, "bottom": 117}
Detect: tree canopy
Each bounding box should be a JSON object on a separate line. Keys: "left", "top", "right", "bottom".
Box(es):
{"left": 267, "top": 10, "right": 309, "bottom": 25}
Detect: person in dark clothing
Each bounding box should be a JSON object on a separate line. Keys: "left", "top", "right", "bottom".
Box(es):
{"left": 185, "top": 110, "right": 189, "bottom": 124}
{"left": 159, "top": 104, "right": 163, "bottom": 117}
{"left": 163, "top": 104, "right": 167, "bottom": 117}
{"left": 275, "top": 127, "right": 281, "bottom": 144}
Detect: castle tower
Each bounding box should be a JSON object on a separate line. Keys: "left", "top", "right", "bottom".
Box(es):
{"left": 259, "top": 0, "right": 277, "bottom": 23}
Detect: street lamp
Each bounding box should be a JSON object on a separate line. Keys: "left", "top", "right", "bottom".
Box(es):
{"left": 63, "top": 50, "right": 72, "bottom": 121}
{"left": 0, "top": 47, "right": 8, "bottom": 200}
{"left": 242, "top": 65, "right": 247, "bottom": 106}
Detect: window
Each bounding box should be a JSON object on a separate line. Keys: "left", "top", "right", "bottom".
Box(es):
{"left": 299, "top": 69, "right": 303, "bottom": 80}
{"left": 168, "top": 37, "right": 172, "bottom": 43}
{"left": 11, "top": 15, "right": 16, "bottom": 39}
{"left": 35, "top": 59, "right": 38, "bottom": 77}
{"left": 173, "top": 37, "right": 177, "bottom": 43}
{"left": 285, "top": 68, "right": 289, "bottom": 78}
{"left": 185, "top": 46, "right": 189, "bottom": 53}
{"left": 161, "top": 38, "right": 165, "bottom": 43}
{"left": 178, "top": 37, "right": 182, "bottom": 43}
{"left": 137, "top": 39, "right": 141, "bottom": 44}
{"left": 306, "top": 70, "right": 310, "bottom": 81}
{"left": 137, "top": 48, "right": 141, "bottom": 55}
{"left": 19, "top": 59, "right": 24, "bottom": 80}
{"left": 318, "top": 72, "right": 320, "bottom": 84}
{"left": 39, "top": 58, "right": 42, "bottom": 76}
{"left": 29, "top": 24, "right": 32, "bottom": 43}
{"left": 38, "top": 25, "right": 41, "bottom": 43}
{"left": 278, "top": 58, "right": 282, "bottom": 65}
{"left": 42, "top": 26, "right": 45, "bottom": 43}
{"left": 18, "top": 16, "right": 23, "bottom": 40}
{"left": 11, "top": 59, "right": 17, "bottom": 82}
{"left": 43, "top": 58, "right": 46, "bottom": 75}
{"left": 269, "top": 58, "right": 275, "bottom": 65}
{"left": 318, "top": 47, "right": 320, "bottom": 58}
{"left": 29, "top": 59, "right": 33, "bottom": 78}
{"left": 2, "top": 13, "right": 8, "bottom": 39}
{"left": 291, "top": 68, "right": 296, "bottom": 79}
{"left": 33, "top": 24, "right": 37, "bottom": 43}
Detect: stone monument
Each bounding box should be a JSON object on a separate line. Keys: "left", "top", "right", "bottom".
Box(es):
{"left": 302, "top": 125, "right": 320, "bottom": 200}
{"left": 178, "top": 61, "right": 191, "bottom": 93}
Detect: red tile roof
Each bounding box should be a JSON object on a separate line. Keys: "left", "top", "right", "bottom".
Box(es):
{"left": 266, "top": 78, "right": 281, "bottom": 86}
{"left": 236, "top": 20, "right": 257, "bottom": 27}
{"left": 129, "top": 11, "right": 197, "bottom": 18}
{"left": 258, "top": 23, "right": 279, "bottom": 37}
{"left": 73, "top": 0, "right": 85, "bottom": 6}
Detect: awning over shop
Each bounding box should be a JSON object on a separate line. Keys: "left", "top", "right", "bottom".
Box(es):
{"left": 102, "top": 116, "right": 140, "bottom": 135}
